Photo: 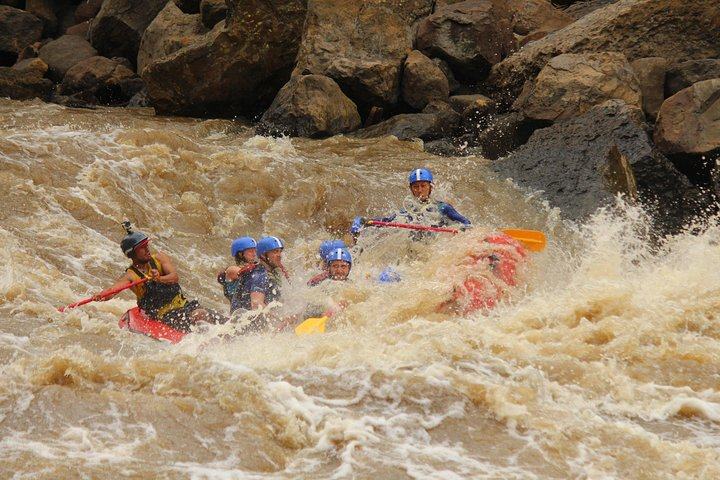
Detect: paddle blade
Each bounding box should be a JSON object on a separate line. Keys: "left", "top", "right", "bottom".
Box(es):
{"left": 295, "top": 316, "right": 328, "bottom": 336}
{"left": 501, "top": 229, "right": 547, "bottom": 252}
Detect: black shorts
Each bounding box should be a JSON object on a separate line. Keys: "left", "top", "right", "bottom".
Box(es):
{"left": 160, "top": 300, "right": 228, "bottom": 332}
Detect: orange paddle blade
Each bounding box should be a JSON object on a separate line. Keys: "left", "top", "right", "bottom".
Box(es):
{"left": 501, "top": 229, "right": 546, "bottom": 252}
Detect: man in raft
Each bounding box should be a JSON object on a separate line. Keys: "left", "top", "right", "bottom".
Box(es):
{"left": 350, "top": 168, "right": 471, "bottom": 238}
{"left": 230, "top": 236, "right": 288, "bottom": 333}
{"left": 217, "top": 236, "right": 257, "bottom": 304}
{"left": 94, "top": 222, "right": 226, "bottom": 332}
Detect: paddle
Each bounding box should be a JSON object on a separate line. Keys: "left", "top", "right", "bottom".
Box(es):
{"left": 295, "top": 314, "right": 328, "bottom": 336}
{"left": 58, "top": 277, "right": 148, "bottom": 312}
{"left": 365, "top": 220, "right": 546, "bottom": 252}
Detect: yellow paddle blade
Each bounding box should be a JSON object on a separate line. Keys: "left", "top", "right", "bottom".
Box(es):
{"left": 501, "top": 229, "right": 547, "bottom": 252}
{"left": 295, "top": 316, "right": 328, "bottom": 336}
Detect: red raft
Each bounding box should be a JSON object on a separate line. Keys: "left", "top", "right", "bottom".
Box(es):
{"left": 118, "top": 307, "right": 187, "bottom": 344}
{"left": 438, "top": 232, "right": 530, "bottom": 316}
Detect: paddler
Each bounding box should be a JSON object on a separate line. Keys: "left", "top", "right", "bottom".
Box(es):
{"left": 307, "top": 239, "right": 346, "bottom": 286}
{"left": 309, "top": 247, "right": 352, "bottom": 286}
{"left": 217, "top": 236, "right": 257, "bottom": 303}
{"left": 230, "top": 236, "right": 288, "bottom": 332}
{"left": 299, "top": 247, "right": 353, "bottom": 326}
{"left": 350, "top": 168, "right": 471, "bottom": 239}
{"left": 94, "top": 222, "right": 226, "bottom": 332}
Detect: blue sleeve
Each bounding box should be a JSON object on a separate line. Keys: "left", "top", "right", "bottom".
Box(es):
{"left": 350, "top": 213, "right": 398, "bottom": 234}
{"left": 439, "top": 203, "right": 471, "bottom": 225}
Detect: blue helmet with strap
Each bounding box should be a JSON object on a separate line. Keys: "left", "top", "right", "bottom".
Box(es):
{"left": 257, "top": 236, "right": 284, "bottom": 257}
{"left": 327, "top": 247, "right": 352, "bottom": 266}
{"left": 231, "top": 237, "right": 257, "bottom": 257}
{"left": 319, "top": 239, "right": 346, "bottom": 262}
{"left": 409, "top": 168, "right": 433, "bottom": 185}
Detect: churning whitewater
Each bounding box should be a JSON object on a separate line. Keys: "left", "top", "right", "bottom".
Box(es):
{"left": 1, "top": 99, "right": 720, "bottom": 479}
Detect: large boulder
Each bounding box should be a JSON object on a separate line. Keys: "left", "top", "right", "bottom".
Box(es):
{"left": 352, "top": 108, "right": 460, "bottom": 142}
{"left": 257, "top": 74, "right": 361, "bottom": 138}
{"left": 293, "top": 0, "right": 434, "bottom": 115}
{"left": 0, "top": 6, "right": 43, "bottom": 66}
{"left": 491, "top": 100, "right": 709, "bottom": 234}
{"left": 654, "top": 79, "right": 720, "bottom": 156}
{"left": 137, "top": 1, "right": 208, "bottom": 75}
{"left": 401, "top": 50, "right": 450, "bottom": 110}
{"left": 486, "top": 0, "right": 720, "bottom": 105}
{"left": 142, "top": 0, "right": 307, "bottom": 118}
{"left": 416, "top": 0, "right": 515, "bottom": 82}
{"left": 505, "top": 0, "right": 574, "bottom": 37}
{"left": 513, "top": 52, "right": 642, "bottom": 122}
{"left": 38, "top": 34, "right": 98, "bottom": 81}
{"left": 59, "top": 55, "right": 144, "bottom": 105}
{"left": 0, "top": 64, "right": 53, "bottom": 100}
{"left": 88, "top": 0, "right": 167, "bottom": 67}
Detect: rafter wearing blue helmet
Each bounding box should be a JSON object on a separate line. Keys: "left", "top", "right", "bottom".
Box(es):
{"left": 230, "top": 236, "right": 287, "bottom": 327}
{"left": 217, "top": 237, "right": 258, "bottom": 302}
{"left": 350, "top": 168, "right": 471, "bottom": 237}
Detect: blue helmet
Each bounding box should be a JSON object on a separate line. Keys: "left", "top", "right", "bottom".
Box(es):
{"left": 257, "top": 236, "right": 284, "bottom": 257}
{"left": 409, "top": 168, "right": 433, "bottom": 185}
{"left": 231, "top": 237, "right": 257, "bottom": 257}
{"left": 327, "top": 247, "right": 352, "bottom": 266}
{"left": 319, "top": 239, "right": 346, "bottom": 262}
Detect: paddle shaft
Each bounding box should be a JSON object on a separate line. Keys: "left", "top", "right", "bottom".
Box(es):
{"left": 59, "top": 277, "right": 148, "bottom": 312}
{"left": 367, "top": 220, "right": 458, "bottom": 233}
{"left": 365, "top": 220, "right": 546, "bottom": 251}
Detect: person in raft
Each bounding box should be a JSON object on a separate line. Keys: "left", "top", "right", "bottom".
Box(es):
{"left": 309, "top": 247, "right": 352, "bottom": 286}
{"left": 217, "top": 236, "right": 257, "bottom": 304}
{"left": 302, "top": 246, "right": 353, "bottom": 322}
{"left": 307, "top": 239, "right": 346, "bottom": 286}
{"left": 350, "top": 168, "right": 471, "bottom": 238}
{"left": 94, "top": 222, "right": 226, "bottom": 332}
{"left": 230, "top": 236, "right": 288, "bottom": 332}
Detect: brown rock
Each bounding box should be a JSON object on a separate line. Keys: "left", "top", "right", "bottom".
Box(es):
{"left": 258, "top": 74, "right": 361, "bottom": 138}
{"left": 0, "top": 6, "right": 43, "bottom": 65}
{"left": 294, "top": 0, "right": 434, "bottom": 113}
{"left": 0, "top": 65, "right": 53, "bottom": 100}
{"left": 59, "top": 55, "right": 143, "bottom": 105}
{"left": 142, "top": 0, "right": 307, "bottom": 118}
{"left": 654, "top": 79, "right": 720, "bottom": 156}
{"left": 487, "top": 0, "right": 720, "bottom": 103}
{"left": 88, "top": 0, "right": 168, "bottom": 66}
{"left": 513, "top": 52, "right": 642, "bottom": 122}
{"left": 38, "top": 34, "right": 98, "bottom": 81}
{"left": 137, "top": 2, "right": 208, "bottom": 75}
{"left": 416, "top": 1, "right": 515, "bottom": 81}
{"left": 401, "top": 50, "right": 450, "bottom": 110}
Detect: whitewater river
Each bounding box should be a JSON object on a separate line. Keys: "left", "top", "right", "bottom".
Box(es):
{"left": 1, "top": 98, "right": 719, "bottom": 479}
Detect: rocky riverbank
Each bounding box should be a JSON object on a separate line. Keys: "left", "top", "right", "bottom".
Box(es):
{"left": 1, "top": 0, "right": 718, "bottom": 234}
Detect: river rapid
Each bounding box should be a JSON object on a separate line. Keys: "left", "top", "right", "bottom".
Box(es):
{"left": 1, "top": 98, "right": 719, "bottom": 479}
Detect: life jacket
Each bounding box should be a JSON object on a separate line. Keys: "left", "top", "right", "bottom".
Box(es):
{"left": 127, "top": 255, "right": 186, "bottom": 319}
{"left": 439, "top": 232, "right": 529, "bottom": 316}
{"left": 217, "top": 263, "right": 257, "bottom": 301}
{"left": 230, "top": 263, "right": 281, "bottom": 313}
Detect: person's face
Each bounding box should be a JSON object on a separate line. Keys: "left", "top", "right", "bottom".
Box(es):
{"left": 131, "top": 241, "right": 151, "bottom": 263}
{"left": 410, "top": 181, "right": 432, "bottom": 202}
{"left": 328, "top": 260, "right": 350, "bottom": 280}
{"left": 264, "top": 248, "right": 283, "bottom": 268}
{"left": 242, "top": 248, "right": 257, "bottom": 263}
